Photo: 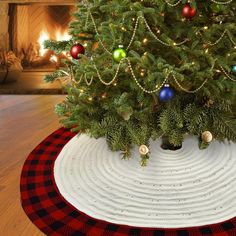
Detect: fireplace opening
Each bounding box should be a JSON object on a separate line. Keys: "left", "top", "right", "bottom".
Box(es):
{"left": 9, "top": 4, "right": 75, "bottom": 71}
{"left": 0, "top": 2, "right": 76, "bottom": 94}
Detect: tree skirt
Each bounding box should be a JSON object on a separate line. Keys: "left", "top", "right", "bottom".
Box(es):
{"left": 20, "top": 128, "right": 236, "bottom": 236}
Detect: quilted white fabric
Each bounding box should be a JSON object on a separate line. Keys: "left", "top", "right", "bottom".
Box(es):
{"left": 54, "top": 135, "right": 236, "bottom": 228}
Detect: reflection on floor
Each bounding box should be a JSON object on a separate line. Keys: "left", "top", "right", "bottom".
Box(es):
{"left": 0, "top": 71, "right": 65, "bottom": 94}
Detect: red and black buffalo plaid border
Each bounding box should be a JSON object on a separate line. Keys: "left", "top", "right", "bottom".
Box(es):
{"left": 20, "top": 128, "right": 236, "bottom": 236}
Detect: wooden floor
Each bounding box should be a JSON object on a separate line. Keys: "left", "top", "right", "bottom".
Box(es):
{"left": 0, "top": 95, "right": 65, "bottom": 236}
{"left": 0, "top": 72, "right": 63, "bottom": 94}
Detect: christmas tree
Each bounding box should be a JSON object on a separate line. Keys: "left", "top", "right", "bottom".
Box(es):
{"left": 45, "top": 0, "right": 236, "bottom": 166}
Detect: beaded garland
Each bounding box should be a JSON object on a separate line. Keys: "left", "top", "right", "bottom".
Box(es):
{"left": 66, "top": 0, "right": 236, "bottom": 94}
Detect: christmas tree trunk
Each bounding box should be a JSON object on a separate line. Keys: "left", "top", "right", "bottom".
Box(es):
{"left": 161, "top": 136, "right": 182, "bottom": 150}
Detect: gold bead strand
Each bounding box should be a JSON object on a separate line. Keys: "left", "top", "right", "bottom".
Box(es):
{"left": 219, "top": 65, "right": 236, "bottom": 82}
{"left": 226, "top": 31, "right": 236, "bottom": 47}
{"left": 210, "top": 0, "right": 233, "bottom": 5}
{"left": 163, "top": 0, "right": 182, "bottom": 7}
{"left": 142, "top": 17, "right": 171, "bottom": 47}
{"left": 72, "top": 75, "right": 84, "bottom": 85}
{"left": 126, "top": 17, "right": 140, "bottom": 50}
{"left": 208, "top": 30, "right": 227, "bottom": 47}
{"left": 88, "top": 10, "right": 112, "bottom": 55}
{"left": 142, "top": 17, "right": 189, "bottom": 46}
{"left": 172, "top": 72, "right": 209, "bottom": 93}
{"left": 126, "top": 58, "right": 168, "bottom": 94}
{"left": 92, "top": 57, "right": 124, "bottom": 86}
{"left": 84, "top": 74, "right": 94, "bottom": 86}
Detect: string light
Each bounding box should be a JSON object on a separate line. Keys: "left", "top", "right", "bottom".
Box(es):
{"left": 142, "top": 38, "right": 148, "bottom": 44}
{"left": 88, "top": 12, "right": 190, "bottom": 52}
{"left": 67, "top": 0, "right": 236, "bottom": 94}
{"left": 87, "top": 7, "right": 235, "bottom": 53}
{"left": 140, "top": 69, "right": 146, "bottom": 77}
{"left": 101, "top": 93, "right": 107, "bottom": 99}
{"left": 65, "top": 57, "right": 235, "bottom": 95}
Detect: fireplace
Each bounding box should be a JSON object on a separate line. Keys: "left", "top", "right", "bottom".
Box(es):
{"left": 0, "top": 1, "right": 76, "bottom": 94}
{"left": 9, "top": 3, "right": 75, "bottom": 70}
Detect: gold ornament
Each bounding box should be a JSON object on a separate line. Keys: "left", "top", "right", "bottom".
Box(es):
{"left": 201, "top": 131, "right": 213, "bottom": 143}
{"left": 139, "top": 145, "right": 149, "bottom": 155}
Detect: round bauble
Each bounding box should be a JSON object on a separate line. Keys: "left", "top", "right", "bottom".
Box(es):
{"left": 201, "top": 131, "right": 213, "bottom": 143}
{"left": 159, "top": 84, "right": 175, "bottom": 102}
{"left": 182, "top": 4, "right": 197, "bottom": 19}
{"left": 211, "top": 4, "right": 221, "bottom": 13}
{"left": 70, "top": 43, "right": 85, "bottom": 59}
{"left": 113, "top": 46, "right": 127, "bottom": 62}
{"left": 232, "top": 65, "right": 236, "bottom": 75}
{"left": 139, "top": 145, "right": 149, "bottom": 156}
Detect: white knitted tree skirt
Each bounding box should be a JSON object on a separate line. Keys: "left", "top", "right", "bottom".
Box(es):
{"left": 54, "top": 135, "right": 236, "bottom": 228}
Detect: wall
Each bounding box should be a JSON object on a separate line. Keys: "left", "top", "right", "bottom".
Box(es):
{"left": 15, "top": 6, "right": 29, "bottom": 55}
{"left": 0, "top": 4, "right": 9, "bottom": 51}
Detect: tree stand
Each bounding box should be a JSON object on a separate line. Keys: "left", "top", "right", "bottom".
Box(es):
{"left": 161, "top": 136, "right": 182, "bottom": 151}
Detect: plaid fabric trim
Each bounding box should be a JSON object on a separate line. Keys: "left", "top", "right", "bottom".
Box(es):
{"left": 20, "top": 128, "right": 236, "bottom": 236}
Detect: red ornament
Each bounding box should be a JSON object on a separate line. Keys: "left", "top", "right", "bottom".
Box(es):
{"left": 182, "top": 4, "right": 196, "bottom": 19}
{"left": 70, "top": 43, "right": 85, "bottom": 59}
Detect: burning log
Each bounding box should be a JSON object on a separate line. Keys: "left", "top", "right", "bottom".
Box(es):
{"left": 19, "top": 29, "right": 72, "bottom": 68}
{"left": 31, "top": 49, "right": 54, "bottom": 67}
{"left": 21, "top": 43, "right": 38, "bottom": 67}
{"left": 21, "top": 43, "right": 54, "bottom": 68}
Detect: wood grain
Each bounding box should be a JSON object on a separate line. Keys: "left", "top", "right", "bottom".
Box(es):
{"left": 0, "top": 95, "right": 65, "bottom": 236}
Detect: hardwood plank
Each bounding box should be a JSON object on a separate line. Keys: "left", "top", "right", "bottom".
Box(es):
{"left": 0, "top": 95, "right": 66, "bottom": 236}
{"left": 0, "top": 95, "right": 41, "bottom": 110}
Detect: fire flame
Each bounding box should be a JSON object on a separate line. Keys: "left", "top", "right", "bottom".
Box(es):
{"left": 55, "top": 30, "right": 71, "bottom": 41}
{"left": 50, "top": 55, "right": 58, "bottom": 63}
{"left": 38, "top": 29, "right": 71, "bottom": 63}
{"left": 38, "top": 30, "right": 50, "bottom": 57}
{"left": 56, "top": 30, "right": 71, "bottom": 57}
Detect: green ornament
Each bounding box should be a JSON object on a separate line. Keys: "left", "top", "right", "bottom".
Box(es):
{"left": 211, "top": 4, "right": 221, "bottom": 13}
{"left": 112, "top": 46, "right": 127, "bottom": 62}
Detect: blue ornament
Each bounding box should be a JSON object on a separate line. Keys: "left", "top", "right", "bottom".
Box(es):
{"left": 232, "top": 65, "right": 236, "bottom": 75}
{"left": 159, "top": 84, "right": 175, "bottom": 102}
